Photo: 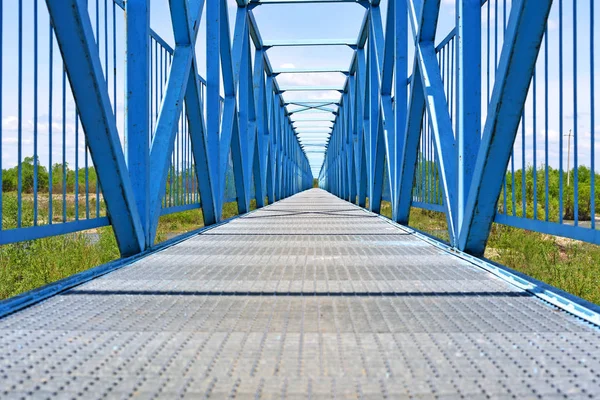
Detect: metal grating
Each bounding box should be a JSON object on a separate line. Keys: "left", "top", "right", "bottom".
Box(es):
{"left": 1, "top": 189, "right": 599, "bottom": 399}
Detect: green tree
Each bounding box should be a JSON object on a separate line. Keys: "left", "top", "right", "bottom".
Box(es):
{"left": 2, "top": 157, "right": 49, "bottom": 193}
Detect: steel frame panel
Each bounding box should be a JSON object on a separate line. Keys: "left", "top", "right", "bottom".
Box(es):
{"left": 320, "top": 0, "right": 556, "bottom": 253}
{"left": 31, "top": 0, "right": 569, "bottom": 269}
{"left": 45, "top": 0, "right": 145, "bottom": 256}
{"left": 149, "top": 0, "right": 216, "bottom": 241}
{"left": 458, "top": 0, "right": 553, "bottom": 255}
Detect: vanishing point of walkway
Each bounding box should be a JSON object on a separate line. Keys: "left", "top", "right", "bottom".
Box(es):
{"left": 1, "top": 189, "right": 599, "bottom": 399}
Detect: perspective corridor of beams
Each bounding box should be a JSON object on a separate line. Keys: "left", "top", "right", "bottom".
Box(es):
{"left": 316, "top": 0, "right": 553, "bottom": 257}
{"left": 237, "top": 0, "right": 365, "bottom": 179}
{"left": 43, "top": 0, "right": 555, "bottom": 258}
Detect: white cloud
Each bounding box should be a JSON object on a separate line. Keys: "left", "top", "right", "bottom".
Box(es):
{"left": 547, "top": 18, "right": 558, "bottom": 31}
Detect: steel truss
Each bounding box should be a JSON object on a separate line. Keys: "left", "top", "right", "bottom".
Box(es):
{"left": 319, "top": 0, "right": 553, "bottom": 256}
{"left": 42, "top": 0, "right": 563, "bottom": 257}
{"left": 45, "top": 0, "right": 313, "bottom": 255}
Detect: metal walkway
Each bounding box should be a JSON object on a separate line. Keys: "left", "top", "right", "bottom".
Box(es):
{"left": 1, "top": 189, "right": 599, "bottom": 399}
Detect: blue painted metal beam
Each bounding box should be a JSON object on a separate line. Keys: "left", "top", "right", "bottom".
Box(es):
{"left": 125, "top": 0, "right": 151, "bottom": 247}
{"left": 237, "top": 22, "right": 253, "bottom": 208}
{"left": 292, "top": 118, "right": 336, "bottom": 122}
{"left": 266, "top": 76, "right": 277, "bottom": 203}
{"left": 171, "top": 0, "right": 218, "bottom": 226}
{"left": 184, "top": 58, "right": 218, "bottom": 226}
{"left": 253, "top": 49, "right": 269, "bottom": 207}
{"left": 397, "top": 58, "right": 425, "bottom": 224}
{"left": 456, "top": 0, "right": 481, "bottom": 238}
{"left": 219, "top": 2, "right": 249, "bottom": 214}
{"left": 366, "top": 5, "right": 386, "bottom": 214}
{"left": 263, "top": 39, "right": 356, "bottom": 47}
{"left": 148, "top": 0, "right": 206, "bottom": 241}
{"left": 149, "top": 47, "right": 194, "bottom": 239}
{"left": 370, "top": 3, "right": 397, "bottom": 213}
{"left": 393, "top": 0, "right": 408, "bottom": 221}
{"left": 396, "top": 0, "right": 459, "bottom": 244}
{"left": 354, "top": 48, "right": 367, "bottom": 207}
{"left": 293, "top": 122, "right": 335, "bottom": 126}
{"left": 251, "top": 0, "right": 366, "bottom": 4}
{"left": 207, "top": 0, "right": 222, "bottom": 217}
{"left": 45, "top": 0, "right": 144, "bottom": 256}
{"left": 458, "top": 0, "right": 553, "bottom": 256}
{"left": 288, "top": 106, "right": 338, "bottom": 114}
{"left": 417, "top": 43, "right": 457, "bottom": 244}
{"left": 286, "top": 100, "right": 340, "bottom": 105}
{"left": 279, "top": 86, "right": 345, "bottom": 92}
{"left": 243, "top": 30, "right": 259, "bottom": 206}
{"left": 273, "top": 67, "right": 349, "bottom": 74}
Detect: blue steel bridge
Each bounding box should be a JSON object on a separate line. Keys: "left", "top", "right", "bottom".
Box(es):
{"left": 1, "top": 0, "right": 600, "bottom": 398}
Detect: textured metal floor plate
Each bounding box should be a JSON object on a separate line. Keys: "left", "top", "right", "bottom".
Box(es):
{"left": 1, "top": 189, "right": 599, "bottom": 399}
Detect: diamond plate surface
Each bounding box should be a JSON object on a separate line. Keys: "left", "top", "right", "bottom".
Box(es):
{"left": 1, "top": 189, "right": 599, "bottom": 399}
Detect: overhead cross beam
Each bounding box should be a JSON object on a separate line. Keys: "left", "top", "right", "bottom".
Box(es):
{"left": 250, "top": 0, "right": 367, "bottom": 5}
{"left": 279, "top": 86, "right": 345, "bottom": 92}
{"left": 288, "top": 105, "right": 338, "bottom": 114}
{"left": 263, "top": 39, "right": 357, "bottom": 47}
{"left": 272, "top": 67, "right": 349, "bottom": 75}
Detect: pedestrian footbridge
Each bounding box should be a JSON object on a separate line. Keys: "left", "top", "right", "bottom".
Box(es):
{"left": 1, "top": 0, "right": 600, "bottom": 397}
{"left": 1, "top": 190, "right": 599, "bottom": 398}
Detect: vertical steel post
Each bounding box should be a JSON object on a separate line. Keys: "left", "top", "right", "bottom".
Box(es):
{"left": 458, "top": 0, "right": 553, "bottom": 255}
{"left": 125, "top": 0, "right": 150, "bottom": 247}
{"left": 207, "top": 0, "right": 221, "bottom": 218}
{"left": 393, "top": 0, "right": 408, "bottom": 221}
{"left": 456, "top": 0, "right": 481, "bottom": 237}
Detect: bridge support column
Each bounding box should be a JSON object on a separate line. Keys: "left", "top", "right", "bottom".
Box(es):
{"left": 125, "top": 0, "right": 151, "bottom": 249}
{"left": 458, "top": 0, "right": 554, "bottom": 255}
{"left": 456, "top": 0, "right": 481, "bottom": 240}
{"left": 45, "top": 0, "right": 146, "bottom": 256}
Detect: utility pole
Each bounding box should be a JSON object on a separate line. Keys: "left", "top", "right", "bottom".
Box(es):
{"left": 565, "top": 129, "right": 573, "bottom": 187}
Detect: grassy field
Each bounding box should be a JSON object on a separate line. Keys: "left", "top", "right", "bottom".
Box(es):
{"left": 378, "top": 201, "right": 600, "bottom": 305}
{"left": 0, "top": 193, "right": 257, "bottom": 299}
{"left": 1, "top": 192, "right": 599, "bottom": 306}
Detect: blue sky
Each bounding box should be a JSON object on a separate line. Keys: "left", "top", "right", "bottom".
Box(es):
{"left": 1, "top": 0, "right": 598, "bottom": 182}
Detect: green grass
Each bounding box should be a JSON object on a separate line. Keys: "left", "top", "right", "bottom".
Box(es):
{"left": 378, "top": 201, "right": 600, "bottom": 305}
{"left": 0, "top": 227, "right": 119, "bottom": 299}
{"left": 0, "top": 193, "right": 260, "bottom": 300}
{"left": 1, "top": 191, "right": 599, "bottom": 306}
{"left": 155, "top": 199, "right": 260, "bottom": 242}
{"left": 484, "top": 224, "right": 600, "bottom": 304}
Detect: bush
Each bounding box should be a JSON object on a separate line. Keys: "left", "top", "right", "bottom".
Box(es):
{"left": 2, "top": 157, "right": 49, "bottom": 193}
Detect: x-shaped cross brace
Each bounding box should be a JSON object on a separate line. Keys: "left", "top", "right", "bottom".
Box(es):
{"left": 45, "top": 0, "right": 146, "bottom": 255}
{"left": 149, "top": 0, "right": 217, "bottom": 241}
{"left": 396, "top": 0, "right": 458, "bottom": 245}
{"left": 396, "top": 0, "right": 552, "bottom": 253}
{"left": 458, "top": 0, "right": 553, "bottom": 255}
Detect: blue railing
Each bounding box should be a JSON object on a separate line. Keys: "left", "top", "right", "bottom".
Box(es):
{"left": 148, "top": 29, "right": 203, "bottom": 215}
{"left": 407, "top": 29, "right": 455, "bottom": 214}
{"left": 3, "top": 0, "right": 595, "bottom": 257}
{"left": 404, "top": 0, "right": 598, "bottom": 245}
{"left": 0, "top": 0, "right": 123, "bottom": 245}
{"left": 489, "top": 0, "right": 598, "bottom": 244}
{"left": 0, "top": 0, "right": 269, "bottom": 246}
